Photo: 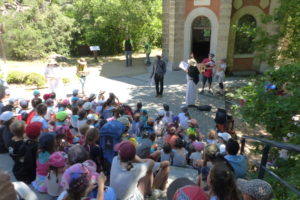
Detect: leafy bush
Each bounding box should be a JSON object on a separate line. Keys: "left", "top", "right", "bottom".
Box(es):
{"left": 25, "top": 73, "right": 46, "bottom": 88}
{"left": 7, "top": 71, "right": 27, "bottom": 84}
{"left": 231, "top": 63, "right": 300, "bottom": 199}
{"left": 62, "top": 77, "right": 70, "bottom": 85}
{"left": 2, "top": 4, "right": 77, "bottom": 59}
{"left": 7, "top": 71, "right": 46, "bottom": 88}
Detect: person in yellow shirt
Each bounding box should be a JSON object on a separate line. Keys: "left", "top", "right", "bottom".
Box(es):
{"left": 77, "top": 58, "right": 88, "bottom": 95}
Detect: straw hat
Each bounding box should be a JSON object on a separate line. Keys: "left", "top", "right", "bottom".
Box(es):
{"left": 77, "top": 58, "right": 87, "bottom": 65}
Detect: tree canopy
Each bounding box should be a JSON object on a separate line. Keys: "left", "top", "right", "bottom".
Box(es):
{"left": 0, "top": 0, "right": 162, "bottom": 59}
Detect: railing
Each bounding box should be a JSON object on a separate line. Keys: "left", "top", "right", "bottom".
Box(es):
{"left": 240, "top": 135, "right": 300, "bottom": 196}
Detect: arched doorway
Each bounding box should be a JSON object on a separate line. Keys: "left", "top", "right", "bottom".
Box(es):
{"left": 192, "top": 16, "right": 211, "bottom": 62}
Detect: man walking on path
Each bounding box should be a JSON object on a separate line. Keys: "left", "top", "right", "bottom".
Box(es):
{"left": 151, "top": 55, "right": 166, "bottom": 97}
{"left": 123, "top": 36, "right": 133, "bottom": 67}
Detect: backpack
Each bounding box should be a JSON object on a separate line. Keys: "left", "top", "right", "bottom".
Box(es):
{"left": 18, "top": 110, "right": 29, "bottom": 122}
{"left": 197, "top": 105, "right": 212, "bottom": 111}
{"left": 0, "top": 126, "right": 7, "bottom": 153}
{"left": 26, "top": 110, "right": 35, "bottom": 124}
{"left": 13, "top": 139, "right": 38, "bottom": 184}
{"left": 215, "top": 108, "right": 227, "bottom": 124}
{"left": 99, "top": 120, "right": 125, "bottom": 165}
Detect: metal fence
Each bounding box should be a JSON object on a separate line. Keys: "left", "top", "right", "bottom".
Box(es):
{"left": 240, "top": 135, "right": 300, "bottom": 196}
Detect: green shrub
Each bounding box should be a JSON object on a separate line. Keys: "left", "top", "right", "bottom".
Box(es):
{"left": 7, "top": 71, "right": 46, "bottom": 88}
{"left": 7, "top": 71, "right": 27, "bottom": 84}
{"left": 25, "top": 73, "right": 46, "bottom": 88}
{"left": 62, "top": 77, "right": 70, "bottom": 85}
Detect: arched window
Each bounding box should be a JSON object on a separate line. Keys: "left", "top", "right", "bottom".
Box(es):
{"left": 234, "top": 15, "right": 257, "bottom": 54}
{"left": 192, "top": 16, "right": 211, "bottom": 42}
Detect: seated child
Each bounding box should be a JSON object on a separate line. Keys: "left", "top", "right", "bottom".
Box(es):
{"left": 224, "top": 139, "right": 247, "bottom": 178}
{"left": 206, "top": 129, "right": 218, "bottom": 144}
{"left": 32, "top": 133, "right": 55, "bottom": 193}
{"left": 9, "top": 120, "right": 25, "bottom": 162}
{"left": 31, "top": 103, "right": 48, "bottom": 133}
{"left": 162, "top": 104, "right": 173, "bottom": 124}
{"left": 217, "top": 132, "right": 231, "bottom": 154}
{"left": 13, "top": 122, "right": 42, "bottom": 184}
{"left": 173, "top": 138, "right": 187, "bottom": 167}
{"left": 18, "top": 100, "right": 30, "bottom": 122}
{"left": 84, "top": 128, "right": 104, "bottom": 171}
{"left": 47, "top": 151, "right": 67, "bottom": 197}
{"left": 189, "top": 142, "right": 204, "bottom": 168}
{"left": 160, "top": 143, "right": 174, "bottom": 163}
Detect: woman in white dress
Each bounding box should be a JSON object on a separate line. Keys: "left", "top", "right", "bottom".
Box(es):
{"left": 185, "top": 55, "right": 201, "bottom": 107}
{"left": 44, "top": 58, "right": 62, "bottom": 94}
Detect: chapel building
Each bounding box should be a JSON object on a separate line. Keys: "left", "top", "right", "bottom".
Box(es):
{"left": 162, "top": 0, "right": 279, "bottom": 73}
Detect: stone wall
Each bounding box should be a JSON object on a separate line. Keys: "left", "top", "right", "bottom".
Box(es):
{"left": 215, "top": 0, "right": 233, "bottom": 62}
{"left": 163, "top": 0, "right": 186, "bottom": 71}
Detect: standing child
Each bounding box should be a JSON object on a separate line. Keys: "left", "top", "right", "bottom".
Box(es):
{"left": 215, "top": 58, "right": 227, "bottom": 95}
{"left": 47, "top": 151, "right": 66, "bottom": 197}
{"left": 13, "top": 122, "right": 42, "bottom": 184}
{"left": 32, "top": 133, "right": 55, "bottom": 193}
{"left": 0, "top": 111, "right": 16, "bottom": 153}
{"left": 44, "top": 99, "right": 55, "bottom": 122}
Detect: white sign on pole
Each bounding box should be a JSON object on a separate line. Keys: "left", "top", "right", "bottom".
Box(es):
{"left": 89, "top": 46, "right": 100, "bottom": 51}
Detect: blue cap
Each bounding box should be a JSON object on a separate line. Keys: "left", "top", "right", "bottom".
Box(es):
{"left": 33, "top": 90, "right": 40, "bottom": 96}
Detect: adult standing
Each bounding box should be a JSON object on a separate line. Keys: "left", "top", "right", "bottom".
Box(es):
{"left": 44, "top": 58, "right": 62, "bottom": 94}
{"left": 151, "top": 55, "right": 166, "bottom": 97}
{"left": 200, "top": 53, "right": 215, "bottom": 94}
{"left": 76, "top": 58, "right": 88, "bottom": 95}
{"left": 185, "top": 54, "right": 201, "bottom": 107}
{"left": 123, "top": 36, "right": 133, "bottom": 67}
{"left": 144, "top": 41, "right": 152, "bottom": 66}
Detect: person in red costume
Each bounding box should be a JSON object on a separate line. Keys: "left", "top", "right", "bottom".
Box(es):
{"left": 200, "top": 53, "right": 215, "bottom": 94}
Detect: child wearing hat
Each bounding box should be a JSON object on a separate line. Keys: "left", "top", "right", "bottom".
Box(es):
{"left": 18, "top": 99, "right": 29, "bottom": 122}
{"left": 47, "top": 151, "right": 67, "bottom": 197}
{"left": 13, "top": 122, "right": 42, "bottom": 184}
{"left": 189, "top": 142, "right": 204, "bottom": 169}
{"left": 0, "top": 111, "right": 16, "bottom": 152}
{"left": 237, "top": 178, "right": 273, "bottom": 200}
{"left": 55, "top": 111, "right": 74, "bottom": 148}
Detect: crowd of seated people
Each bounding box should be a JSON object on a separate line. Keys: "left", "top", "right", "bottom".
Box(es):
{"left": 0, "top": 89, "right": 273, "bottom": 200}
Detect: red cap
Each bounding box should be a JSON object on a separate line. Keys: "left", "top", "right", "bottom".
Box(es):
{"left": 173, "top": 185, "right": 208, "bottom": 200}
{"left": 25, "top": 122, "right": 42, "bottom": 139}
{"left": 114, "top": 141, "right": 136, "bottom": 162}
{"left": 43, "top": 93, "right": 51, "bottom": 101}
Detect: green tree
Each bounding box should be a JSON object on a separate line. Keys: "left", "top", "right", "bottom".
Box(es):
{"left": 69, "top": 0, "right": 162, "bottom": 55}
{"left": 254, "top": 0, "right": 300, "bottom": 66}
{"left": 1, "top": 1, "right": 77, "bottom": 59}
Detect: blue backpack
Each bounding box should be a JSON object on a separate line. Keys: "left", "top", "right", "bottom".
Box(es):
{"left": 99, "top": 120, "right": 125, "bottom": 164}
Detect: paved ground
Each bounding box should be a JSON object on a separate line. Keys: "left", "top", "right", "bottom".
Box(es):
{"left": 0, "top": 55, "right": 246, "bottom": 199}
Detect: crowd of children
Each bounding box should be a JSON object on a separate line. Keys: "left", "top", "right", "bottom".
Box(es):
{"left": 0, "top": 88, "right": 273, "bottom": 200}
